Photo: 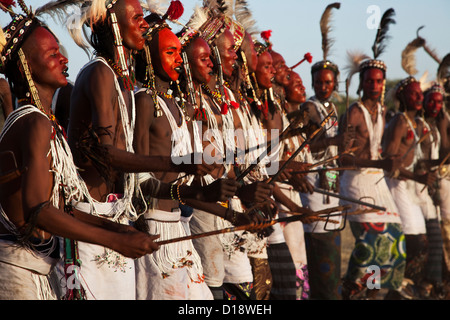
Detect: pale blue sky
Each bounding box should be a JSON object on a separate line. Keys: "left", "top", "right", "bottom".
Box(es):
{"left": 2, "top": 0, "right": 450, "bottom": 98}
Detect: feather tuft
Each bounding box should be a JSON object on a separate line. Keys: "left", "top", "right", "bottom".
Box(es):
{"left": 371, "top": 8, "right": 396, "bottom": 59}
{"left": 401, "top": 37, "right": 425, "bottom": 76}
{"left": 416, "top": 26, "right": 441, "bottom": 64}
{"left": 344, "top": 50, "right": 370, "bottom": 83}
{"left": 235, "top": 0, "right": 258, "bottom": 36}
{"left": 35, "top": 0, "right": 84, "bottom": 24}
{"left": 0, "top": 0, "right": 15, "bottom": 12}
{"left": 319, "top": 2, "right": 340, "bottom": 61}
{"left": 186, "top": 4, "right": 209, "bottom": 30}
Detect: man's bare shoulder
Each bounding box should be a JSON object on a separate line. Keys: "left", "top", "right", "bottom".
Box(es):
{"left": 75, "top": 60, "right": 115, "bottom": 93}
{"left": 300, "top": 100, "right": 316, "bottom": 112}
{"left": 300, "top": 100, "right": 320, "bottom": 119}
{"left": 135, "top": 89, "right": 156, "bottom": 114}
{"left": 348, "top": 101, "right": 364, "bottom": 114}
{"left": 6, "top": 110, "right": 53, "bottom": 151}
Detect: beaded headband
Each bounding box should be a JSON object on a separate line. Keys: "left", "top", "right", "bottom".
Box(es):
{"left": 424, "top": 83, "right": 444, "bottom": 96}
{"left": 359, "top": 59, "right": 387, "bottom": 73}
{"left": 311, "top": 60, "right": 340, "bottom": 77}
{"left": 254, "top": 40, "right": 268, "bottom": 57}
{"left": 199, "top": 15, "right": 227, "bottom": 45}
{"left": 0, "top": 14, "right": 41, "bottom": 73}
{"left": 224, "top": 17, "right": 245, "bottom": 50}
{"left": 395, "top": 76, "right": 418, "bottom": 99}
{"left": 178, "top": 27, "right": 200, "bottom": 48}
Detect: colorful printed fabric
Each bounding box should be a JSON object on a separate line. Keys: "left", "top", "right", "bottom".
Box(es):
{"left": 296, "top": 264, "right": 310, "bottom": 300}
{"left": 249, "top": 257, "right": 272, "bottom": 300}
{"left": 304, "top": 231, "right": 341, "bottom": 299}
{"left": 223, "top": 282, "right": 253, "bottom": 300}
{"left": 345, "top": 222, "right": 406, "bottom": 290}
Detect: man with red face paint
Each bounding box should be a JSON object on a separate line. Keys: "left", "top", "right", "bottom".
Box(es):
{"left": 270, "top": 50, "right": 291, "bottom": 109}
{"left": 429, "top": 85, "right": 450, "bottom": 290}
{"left": 132, "top": 14, "right": 226, "bottom": 300}
{"left": 278, "top": 70, "right": 311, "bottom": 300}
{"left": 0, "top": 0, "right": 169, "bottom": 300}
{"left": 65, "top": 0, "right": 227, "bottom": 300}
{"left": 176, "top": 27, "right": 270, "bottom": 300}
{"left": 339, "top": 60, "right": 405, "bottom": 300}
{"left": 383, "top": 76, "right": 439, "bottom": 299}
{"left": 248, "top": 41, "right": 305, "bottom": 301}
{"left": 297, "top": 59, "right": 344, "bottom": 300}
{"left": 414, "top": 84, "right": 447, "bottom": 298}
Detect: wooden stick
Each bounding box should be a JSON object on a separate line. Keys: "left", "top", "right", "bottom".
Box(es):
{"left": 155, "top": 214, "right": 337, "bottom": 246}
{"left": 290, "top": 166, "right": 356, "bottom": 175}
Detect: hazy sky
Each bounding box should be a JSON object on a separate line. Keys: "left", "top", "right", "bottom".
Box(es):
{"left": 2, "top": 0, "right": 450, "bottom": 98}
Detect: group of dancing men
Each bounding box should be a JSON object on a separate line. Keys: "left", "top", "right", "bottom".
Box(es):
{"left": 0, "top": 0, "right": 450, "bottom": 301}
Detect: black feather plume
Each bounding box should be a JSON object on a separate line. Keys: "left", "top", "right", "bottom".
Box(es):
{"left": 372, "top": 8, "right": 396, "bottom": 59}
{"left": 320, "top": 2, "right": 341, "bottom": 61}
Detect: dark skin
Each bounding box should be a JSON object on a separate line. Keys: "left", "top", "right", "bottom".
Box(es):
{"left": 383, "top": 81, "right": 437, "bottom": 187}
{"left": 68, "top": 2, "right": 218, "bottom": 206}
{"left": 185, "top": 36, "right": 226, "bottom": 181}
{"left": 253, "top": 50, "right": 313, "bottom": 209}
{"left": 300, "top": 68, "right": 347, "bottom": 155}
{"left": 339, "top": 68, "right": 399, "bottom": 171}
{"left": 0, "top": 26, "right": 158, "bottom": 259}
{"left": 417, "top": 91, "right": 450, "bottom": 170}
{"left": 241, "top": 32, "right": 258, "bottom": 74}
{"left": 182, "top": 29, "right": 278, "bottom": 220}
{"left": 134, "top": 27, "right": 253, "bottom": 224}
{"left": 285, "top": 71, "right": 306, "bottom": 113}
{"left": 0, "top": 77, "right": 13, "bottom": 120}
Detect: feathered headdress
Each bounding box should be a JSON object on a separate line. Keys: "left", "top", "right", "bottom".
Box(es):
{"left": 0, "top": 0, "right": 49, "bottom": 112}
{"left": 401, "top": 26, "right": 444, "bottom": 95}
{"left": 311, "top": 3, "right": 340, "bottom": 81}
{"left": 359, "top": 8, "right": 395, "bottom": 74}
{"left": 343, "top": 50, "right": 370, "bottom": 102}
{"left": 320, "top": 2, "right": 340, "bottom": 62}
{"left": 357, "top": 8, "right": 395, "bottom": 104}
{"left": 234, "top": 0, "right": 258, "bottom": 37}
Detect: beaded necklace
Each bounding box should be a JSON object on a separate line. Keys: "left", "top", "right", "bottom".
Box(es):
{"left": 104, "top": 57, "right": 135, "bottom": 91}
{"left": 201, "top": 83, "right": 227, "bottom": 114}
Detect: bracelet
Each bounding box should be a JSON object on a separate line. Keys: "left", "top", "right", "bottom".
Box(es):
{"left": 225, "top": 208, "right": 238, "bottom": 225}
{"left": 177, "top": 184, "right": 186, "bottom": 205}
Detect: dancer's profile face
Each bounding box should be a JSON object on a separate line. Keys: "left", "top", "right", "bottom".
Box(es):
{"left": 157, "top": 28, "right": 183, "bottom": 82}
{"left": 255, "top": 51, "right": 275, "bottom": 89}
{"left": 188, "top": 37, "right": 214, "bottom": 84}
{"left": 217, "top": 30, "right": 238, "bottom": 77}
{"left": 286, "top": 71, "right": 306, "bottom": 104}
{"left": 116, "top": 0, "right": 149, "bottom": 51}
{"left": 271, "top": 51, "right": 290, "bottom": 87}
{"left": 23, "top": 26, "right": 69, "bottom": 90}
